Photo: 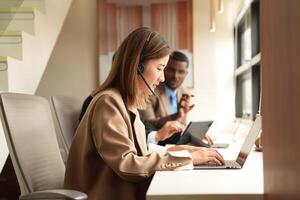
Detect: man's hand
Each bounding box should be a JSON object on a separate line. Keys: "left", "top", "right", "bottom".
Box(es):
{"left": 178, "top": 94, "right": 194, "bottom": 118}
{"left": 155, "top": 121, "right": 184, "bottom": 142}
{"left": 202, "top": 134, "right": 213, "bottom": 145}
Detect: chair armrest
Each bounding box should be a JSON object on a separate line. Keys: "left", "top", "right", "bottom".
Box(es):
{"left": 19, "top": 189, "right": 87, "bottom": 200}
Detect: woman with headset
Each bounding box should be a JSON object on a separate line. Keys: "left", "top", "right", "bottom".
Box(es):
{"left": 64, "top": 27, "right": 224, "bottom": 200}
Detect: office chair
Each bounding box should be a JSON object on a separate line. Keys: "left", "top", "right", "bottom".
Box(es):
{"left": 0, "top": 92, "right": 87, "bottom": 200}
{"left": 50, "top": 95, "right": 82, "bottom": 161}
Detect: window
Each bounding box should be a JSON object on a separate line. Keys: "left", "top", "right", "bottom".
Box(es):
{"left": 235, "top": 0, "right": 260, "bottom": 120}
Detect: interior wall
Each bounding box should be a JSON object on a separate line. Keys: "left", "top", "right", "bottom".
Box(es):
{"left": 261, "top": 0, "right": 300, "bottom": 199}
{"left": 7, "top": 0, "right": 73, "bottom": 94}
{"left": 36, "top": 0, "right": 98, "bottom": 100}
{"left": 191, "top": 0, "right": 217, "bottom": 122}
{"left": 1, "top": 0, "right": 74, "bottom": 173}
{"left": 190, "top": 0, "right": 242, "bottom": 130}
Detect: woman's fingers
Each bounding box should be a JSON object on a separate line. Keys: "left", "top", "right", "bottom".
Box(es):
{"left": 207, "top": 157, "right": 223, "bottom": 166}
{"left": 208, "top": 150, "right": 225, "bottom": 165}
{"left": 191, "top": 148, "right": 225, "bottom": 166}
{"left": 168, "top": 121, "right": 184, "bottom": 134}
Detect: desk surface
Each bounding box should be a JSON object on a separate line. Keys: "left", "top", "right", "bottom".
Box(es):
{"left": 147, "top": 138, "right": 264, "bottom": 200}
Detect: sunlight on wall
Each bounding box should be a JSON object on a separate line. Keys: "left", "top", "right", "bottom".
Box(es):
{"left": 190, "top": 0, "right": 243, "bottom": 132}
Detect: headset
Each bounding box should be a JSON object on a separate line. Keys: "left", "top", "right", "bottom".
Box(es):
{"left": 137, "top": 32, "right": 156, "bottom": 96}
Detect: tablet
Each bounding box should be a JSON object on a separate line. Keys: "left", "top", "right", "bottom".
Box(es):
{"left": 177, "top": 121, "right": 213, "bottom": 145}
{"left": 177, "top": 121, "right": 229, "bottom": 148}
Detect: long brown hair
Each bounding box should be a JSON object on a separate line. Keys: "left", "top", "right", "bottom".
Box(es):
{"left": 92, "top": 27, "right": 170, "bottom": 108}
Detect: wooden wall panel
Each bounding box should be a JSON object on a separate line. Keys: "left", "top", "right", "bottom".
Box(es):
{"left": 98, "top": 0, "right": 108, "bottom": 54}
{"left": 177, "top": 1, "right": 187, "bottom": 49}
{"left": 261, "top": 1, "right": 300, "bottom": 200}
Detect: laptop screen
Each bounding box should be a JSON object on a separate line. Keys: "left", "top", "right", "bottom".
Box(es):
{"left": 236, "top": 116, "right": 262, "bottom": 166}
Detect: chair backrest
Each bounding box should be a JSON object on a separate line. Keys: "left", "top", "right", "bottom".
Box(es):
{"left": 50, "top": 96, "right": 81, "bottom": 155}
{"left": 0, "top": 93, "right": 65, "bottom": 194}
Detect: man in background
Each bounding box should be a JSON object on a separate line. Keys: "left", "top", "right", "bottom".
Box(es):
{"left": 140, "top": 51, "right": 212, "bottom": 146}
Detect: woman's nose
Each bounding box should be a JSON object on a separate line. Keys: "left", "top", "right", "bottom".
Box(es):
{"left": 160, "top": 72, "right": 165, "bottom": 82}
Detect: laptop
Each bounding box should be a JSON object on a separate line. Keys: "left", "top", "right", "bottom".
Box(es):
{"left": 177, "top": 121, "right": 229, "bottom": 148}
{"left": 194, "top": 115, "right": 261, "bottom": 169}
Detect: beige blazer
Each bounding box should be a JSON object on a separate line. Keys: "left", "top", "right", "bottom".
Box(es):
{"left": 64, "top": 88, "right": 191, "bottom": 200}
{"left": 140, "top": 83, "right": 190, "bottom": 128}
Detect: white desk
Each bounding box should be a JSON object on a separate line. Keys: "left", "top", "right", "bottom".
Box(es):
{"left": 147, "top": 139, "right": 264, "bottom": 200}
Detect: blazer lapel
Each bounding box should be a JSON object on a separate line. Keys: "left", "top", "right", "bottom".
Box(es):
{"left": 158, "top": 85, "right": 171, "bottom": 116}
{"left": 128, "top": 108, "right": 148, "bottom": 155}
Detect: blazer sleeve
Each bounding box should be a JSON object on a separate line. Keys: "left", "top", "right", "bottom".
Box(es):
{"left": 91, "top": 95, "right": 192, "bottom": 182}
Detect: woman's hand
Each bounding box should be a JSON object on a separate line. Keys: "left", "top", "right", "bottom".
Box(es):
{"left": 155, "top": 121, "right": 184, "bottom": 142}
{"left": 167, "top": 145, "right": 224, "bottom": 165}
{"left": 191, "top": 148, "right": 225, "bottom": 166}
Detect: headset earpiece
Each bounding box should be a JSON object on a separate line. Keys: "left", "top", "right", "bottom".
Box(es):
{"left": 137, "top": 62, "right": 145, "bottom": 74}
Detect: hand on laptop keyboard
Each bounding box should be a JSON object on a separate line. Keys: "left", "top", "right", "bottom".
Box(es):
{"left": 207, "top": 161, "right": 221, "bottom": 166}
{"left": 191, "top": 148, "right": 225, "bottom": 166}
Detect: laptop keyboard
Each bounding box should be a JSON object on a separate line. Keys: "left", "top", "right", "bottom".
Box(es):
{"left": 225, "top": 160, "right": 241, "bottom": 168}
{"left": 193, "top": 160, "right": 241, "bottom": 169}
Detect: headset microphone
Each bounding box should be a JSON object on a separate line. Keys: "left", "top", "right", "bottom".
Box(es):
{"left": 137, "top": 65, "right": 156, "bottom": 96}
